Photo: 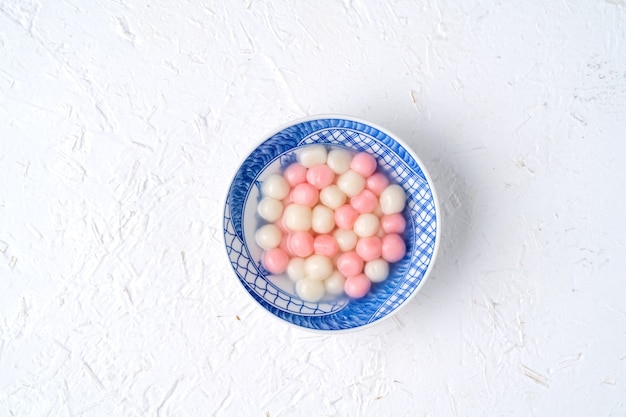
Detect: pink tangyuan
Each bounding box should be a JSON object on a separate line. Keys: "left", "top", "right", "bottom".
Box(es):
{"left": 288, "top": 231, "right": 315, "bottom": 258}
{"left": 336, "top": 251, "right": 364, "bottom": 277}
{"left": 350, "top": 189, "right": 378, "bottom": 214}
{"left": 313, "top": 234, "right": 339, "bottom": 257}
{"left": 291, "top": 183, "right": 319, "bottom": 207}
{"left": 355, "top": 236, "right": 382, "bottom": 262}
{"left": 306, "top": 164, "right": 336, "bottom": 190}
{"left": 344, "top": 274, "right": 372, "bottom": 298}
{"left": 350, "top": 152, "right": 377, "bottom": 177}
{"left": 263, "top": 248, "right": 290, "bottom": 274}
{"left": 334, "top": 204, "right": 359, "bottom": 230}
{"left": 366, "top": 172, "right": 389, "bottom": 196}
{"left": 381, "top": 234, "right": 406, "bottom": 263}
{"left": 283, "top": 163, "right": 308, "bottom": 187}
{"left": 380, "top": 213, "right": 406, "bottom": 234}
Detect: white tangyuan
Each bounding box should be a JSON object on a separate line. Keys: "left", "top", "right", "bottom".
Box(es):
{"left": 296, "top": 278, "right": 325, "bottom": 302}
{"left": 304, "top": 254, "right": 333, "bottom": 281}
{"left": 353, "top": 213, "right": 380, "bottom": 237}
{"left": 333, "top": 229, "right": 358, "bottom": 252}
{"left": 364, "top": 258, "right": 389, "bottom": 283}
{"left": 324, "top": 270, "right": 346, "bottom": 295}
{"left": 257, "top": 197, "right": 283, "bottom": 222}
{"left": 298, "top": 145, "right": 328, "bottom": 168}
{"left": 311, "top": 205, "right": 335, "bottom": 234}
{"left": 336, "top": 169, "right": 366, "bottom": 198}
{"left": 326, "top": 148, "right": 352, "bottom": 174}
{"left": 379, "top": 184, "right": 407, "bottom": 215}
{"left": 283, "top": 204, "right": 312, "bottom": 231}
{"left": 287, "top": 257, "right": 306, "bottom": 282}
{"left": 255, "top": 224, "right": 282, "bottom": 250}
{"left": 319, "top": 185, "right": 346, "bottom": 209}
{"left": 262, "top": 174, "right": 290, "bottom": 200}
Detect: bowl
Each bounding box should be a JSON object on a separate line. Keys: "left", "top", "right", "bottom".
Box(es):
{"left": 223, "top": 115, "right": 440, "bottom": 332}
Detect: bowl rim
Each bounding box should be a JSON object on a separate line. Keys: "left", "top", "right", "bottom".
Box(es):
{"left": 221, "top": 114, "right": 441, "bottom": 333}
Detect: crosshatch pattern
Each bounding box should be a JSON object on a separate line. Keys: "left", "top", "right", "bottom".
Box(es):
{"left": 224, "top": 118, "right": 438, "bottom": 330}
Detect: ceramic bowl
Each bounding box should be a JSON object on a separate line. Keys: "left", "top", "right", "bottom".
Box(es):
{"left": 223, "top": 115, "right": 440, "bottom": 332}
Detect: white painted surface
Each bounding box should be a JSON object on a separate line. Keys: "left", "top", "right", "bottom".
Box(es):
{"left": 1, "top": 0, "right": 625, "bottom": 415}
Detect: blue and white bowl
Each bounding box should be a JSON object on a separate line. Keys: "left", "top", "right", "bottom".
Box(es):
{"left": 223, "top": 115, "right": 440, "bottom": 332}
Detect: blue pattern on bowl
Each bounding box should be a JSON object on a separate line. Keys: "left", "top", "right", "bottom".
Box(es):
{"left": 223, "top": 117, "right": 439, "bottom": 331}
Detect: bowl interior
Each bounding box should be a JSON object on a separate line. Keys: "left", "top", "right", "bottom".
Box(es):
{"left": 223, "top": 117, "right": 439, "bottom": 331}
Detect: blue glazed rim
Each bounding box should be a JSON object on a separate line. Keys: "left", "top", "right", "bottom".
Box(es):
{"left": 223, "top": 115, "right": 440, "bottom": 332}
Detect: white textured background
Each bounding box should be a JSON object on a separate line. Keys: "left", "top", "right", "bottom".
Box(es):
{"left": 1, "top": 1, "right": 625, "bottom": 416}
